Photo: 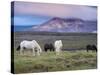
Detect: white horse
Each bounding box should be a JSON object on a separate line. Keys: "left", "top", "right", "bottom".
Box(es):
{"left": 54, "top": 40, "right": 63, "bottom": 55}
{"left": 16, "top": 40, "right": 42, "bottom": 56}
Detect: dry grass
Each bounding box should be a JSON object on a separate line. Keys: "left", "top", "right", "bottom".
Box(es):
{"left": 14, "top": 51, "right": 97, "bottom": 74}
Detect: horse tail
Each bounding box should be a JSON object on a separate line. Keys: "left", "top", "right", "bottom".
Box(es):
{"left": 16, "top": 45, "right": 20, "bottom": 51}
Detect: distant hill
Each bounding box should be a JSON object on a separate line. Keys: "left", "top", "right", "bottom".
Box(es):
{"left": 30, "top": 17, "right": 97, "bottom": 33}
{"left": 14, "top": 17, "right": 97, "bottom": 33}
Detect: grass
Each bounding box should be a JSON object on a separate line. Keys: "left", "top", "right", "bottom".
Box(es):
{"left": 13, "top": 32, "right": 97, "bottom": 74}
{"left": 14, "top": 51, "right": 97, "bottom": 74}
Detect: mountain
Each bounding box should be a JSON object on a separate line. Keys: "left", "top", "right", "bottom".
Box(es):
{"left": 30, "top": 17, "right": 97, "bottom": 33}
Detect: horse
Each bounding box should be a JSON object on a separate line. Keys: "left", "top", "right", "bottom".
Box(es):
{"left": 86, "top": 44, "right": 97, "bottom": 52}
{"left": 54, "top": 40, "right": 63, "bottom": 55}
{"left": 16, "top": 40, "right": 42, "bottom": 56}
{"left": 44, "top": 43, "right": 54, "bottom": 52}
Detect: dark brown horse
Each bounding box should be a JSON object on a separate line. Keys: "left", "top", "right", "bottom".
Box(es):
{"left": 86, "top": 44, "right": 97, "bottom": 52}
{"left": 44, "top": 43, "right": 54, "bottom": 52}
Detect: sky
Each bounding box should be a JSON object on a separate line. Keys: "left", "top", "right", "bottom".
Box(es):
{"left": 11, "top": 1, "right": 97, "bottom": 26}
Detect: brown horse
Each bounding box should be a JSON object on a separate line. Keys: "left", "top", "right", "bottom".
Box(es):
{"left": 44, "top": 43, "right": 54, "bottom": 52}
{"left": 86, "top": 44, "right": 97, "bottom": 52}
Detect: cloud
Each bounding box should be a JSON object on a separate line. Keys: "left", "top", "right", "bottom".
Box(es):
{"left": 13, "top": 1, "right": 97, "bottom": 21}
{"left": 14, "top": 15, "right": 51, "bottom": 25}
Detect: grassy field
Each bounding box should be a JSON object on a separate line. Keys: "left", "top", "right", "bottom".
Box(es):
{"left": 14, "top": 51, "right": 97, "bottom": 74}
{"left": 13, "top": 32, "right": 97, "bottom": 74}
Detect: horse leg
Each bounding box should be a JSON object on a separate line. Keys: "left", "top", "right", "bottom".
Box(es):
{"left": 56, "top": 48, "right": 60, "bottom": 55}
{"left": 37, "top": 49, "right": 40, "bottom": 56}
{"left": 53, "top": 48, "right": 55, "bottom": 52}
{"left": 45, "top": 48, "right": 47, "bottom": 52}
{"left": 32, "top": 48, "right": 35, "bottom": 56}
{"left": 50, "top": 48, "right": 51, "bottom": 52}
{"left": 20, "top": 47, "right": 23, "bottom": 55}
{"left": 87, "top": 49, "right": 88, "bottom": 52}
{"left": 96, "top": 49, "right": 97, "bottom": 52}
{"left": 22, "top": 49, "right": 25, "bottom": 55}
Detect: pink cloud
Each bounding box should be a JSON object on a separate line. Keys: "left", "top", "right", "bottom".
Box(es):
{"left": 14, "top": 1, "right": 97, "bottom": 21}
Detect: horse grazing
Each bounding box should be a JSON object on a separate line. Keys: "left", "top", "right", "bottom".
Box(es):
{"left": 16, "top": 40, "right": 42, "bottom": 56}
{"left": 86, "top": 44, "right": 97, "bottom": 52}
{"left": 54, "top": 40, "right": 63, "bottom": 55}
{"left": 44, "top": 43, "right": 54, "bottom": 52}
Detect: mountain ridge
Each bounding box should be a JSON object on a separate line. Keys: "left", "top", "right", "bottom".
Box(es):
{"left": 26, "top": 17, "right": 97, "bottom": 33}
